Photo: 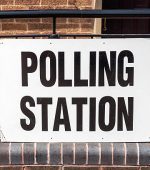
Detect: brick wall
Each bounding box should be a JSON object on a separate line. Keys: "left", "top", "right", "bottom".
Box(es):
{"left": 0, "top": 167, "right": 149, "bottom": 170}
{"left": 0, "top": 142, "right": 150, "bottom": 169}
{"left": 0, "top": 0, "right": 95, "bottom": 36}
{"left": 0, "top": 1, "right": 147, "bottom": 170}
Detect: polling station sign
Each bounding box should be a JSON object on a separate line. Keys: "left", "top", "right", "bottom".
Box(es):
{"left": 0, "top": 39, "right": 149, "bottom": 142}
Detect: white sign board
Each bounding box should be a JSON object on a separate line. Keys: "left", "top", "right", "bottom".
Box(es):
{"left": 0, "top": 39, "right": 149, "bottom": 142}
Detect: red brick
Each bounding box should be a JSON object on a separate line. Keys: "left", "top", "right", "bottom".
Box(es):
{"left": 64, "top": 167, "right": 100, "bottom": 170}
{"left": 68, "top": 0, "right": 76, "bottom": 5}
{"left": 68, "top": 0, "right": 93, "bottom": 8}
{"left": 0, "top": 31, "right": 46, "bottom": 37}
{"left": 68, "top": 0, "right": 93, "bottom": 9}
{"left": 24, "top": 166, "right": 61, "bottom": 170}
{"left": 0, "top": 0, "right": 95, "bottom": 35}
{"left": 101, "top": 168, "right": 139, "bottom": 170}
{"left": 2, "top": 5, "right": 29, "bottom": 10}
{"left": 42, "top": 18, "right": 67, "bottom": 24}
{"left": 26, "top": 30, "right": 54, "bottom": 35}
{"left": 68, "top": 18, "right": 94, "bottom": 24}
{"left": 0, "top": 23, "right": 2, "bottom": 31}
{"left": 68, "top": 18, "right": 81, "bottom": 23}
{"left": 2, "top": 23, "right": 27, "bottom": 31}
{"left": 15, "top": 18, "right": 41, "bottom": 23}
{"left": 15, "top": 0, "right": 40, "bottom": 5}
{"left": 42, "top": 17, "right": 53, "bottom": 23}
{"left": 66, "top": 23, "right": 80, "bottom": 33}
{"left": 141, "top": 167, "right": 150, "bottom": 170}
{"left": 57, "top": 23, "right": 80, "bottom": 33}
{"left": 74, "top": 0, "right": 93, "bottom": 6}
{"left": 0, "top": 19, "right": 15, "bottom": 23}
{"left": 26, "top": 30, "right": 47, "bottom": 34}
{"left": 29, "top": 5, "right": 54, "bottom": 10}
{"left": 0, "top": 0, "right": 13, "bottom": 5}
{"left": 80, "top": 6, "right": 94, "bottom": 10}
{"left": 56, "top": 24, "right": 66, "bottom": 33}
{"left": 41, "top": 0, "right": 67, "bottom": 5}
{"left": 57, "top": 18, "right": 67, "bottom": 24}
{"left": 55, "top": 5, "right": 76, "bottom": 9}
{"left": 0, "top": 168, "right": 23, "bottom": 170}
{"left": 80, "top": 18, "right": 94, "bottom": 24}
{"left": 0, "top": 31, "right": 25, "bottom": 35}
{"left": 81, "top": 23, "right": 94, "bottom": 33}
{"left": 28, "top": 23, "right": 52, "bottom": 31}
